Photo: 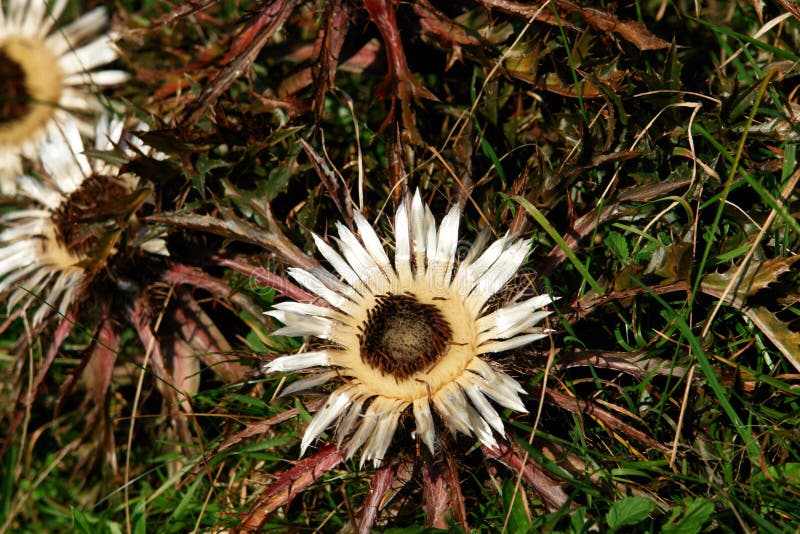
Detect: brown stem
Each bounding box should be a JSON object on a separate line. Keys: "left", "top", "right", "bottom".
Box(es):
{"left": 357, "top": 461, "right": 398, "bottom": 532}
{"left": 482, "top": 441, "right": 570, "bottom": 512}
{"left": 421, "top": 458, "right": 450, "bottom": 528}
{"left": 5, "top": 308, "right": 78, "bottom": 455}
{"left": 364, "top": 0, "right": 437, "bottom": 144}
{"left": 310, "top": 0, "right": 351, "bottom": 121}
{"left": 441, "top": 436, "right": 468, "bottom": 530}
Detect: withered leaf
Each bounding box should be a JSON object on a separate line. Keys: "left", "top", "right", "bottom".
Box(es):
{"left": 414, "top": 1, "right": 482, "bottom": 46}
{"left": 240, "top": 444, "right": 343, "bottom": 529}
{"left": 182, "top": 0, "right": 299, "bottom": 125}
{"left": 701, "top": 256, "right": 800, "bottom": 307}
{"left": 482, "top": 0, "right": 669, "bottom": 51}
{"left": 148, "top": 198, "right": 318, "bottom": 271}
{"left": 310, "top": 0, "right": 350, "bottom": 121}
{"left": 577, "top": 7, "right": 670, "bottom": 50}
{"left": 743, "top": 306, "right": 800, "bottom": 373}
{"left": 366, "top": 0, "right": 438, "bottom": 144}
{"left": 702, "top": 255, "right": 800, "bottom": 372}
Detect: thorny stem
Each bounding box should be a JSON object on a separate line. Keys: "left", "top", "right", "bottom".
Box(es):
{"left": 213, "top": 255, "right": 318, "bottom": 304}
{"left": 365, "top": 0, "right": 437, "bottom": 143}
{"left": 239, "top": 444, "right": 343, "bottom": 530}
{"left": 357, "top": 461, "right": 398, "bottom": 532}
{"left": 182, "top": 0, "right": 300, "bottom": 124}
{"left": 421, "top": 456, "right": 450, "bottom": 528}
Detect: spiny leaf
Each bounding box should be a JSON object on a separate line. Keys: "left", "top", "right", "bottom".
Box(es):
{"left": 740, "top": 306, "right": 800, "bottom": 373}
{"left": 702, "top": 255, "right": 800, "bottom": 306}
{"left": 701, "top": 255, "right": 800, "bottom": 371}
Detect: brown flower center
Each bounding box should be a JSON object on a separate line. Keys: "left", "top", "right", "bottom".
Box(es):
{"left": 0, "top": 36, "right": 64, "bottom": 146}
{"left": 359, "top": 293, "right": 453, "bottom": 380}
{"left": 52, "top": 175, "right": 131, "bottom": 258}
{"left": 0, "top": 48, "right": 30, "bottom": 125}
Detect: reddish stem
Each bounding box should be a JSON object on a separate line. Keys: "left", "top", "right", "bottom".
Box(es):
{"left": 6, "top": 308, "right": 79, "bottom": 451}
{"left": 357, "top": 461, "right": 398, "bottom": 531}
{"left": 421, "top": 459, "right": 450, "bottom": 528}
{"left": 213, "top": 256, "right": 319, "bottom": 304}
{"left": 482, "top": 441, "right": 570, "bottom": 512}
{"left": 239, "top": 444, "right": 343, "bottom": 530}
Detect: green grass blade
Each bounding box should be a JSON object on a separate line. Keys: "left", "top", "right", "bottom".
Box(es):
{"left": 513, "top": 195, "right": 604, "bottom": 295}
{"left": 635, "top": 278, "right": 762, "bottom": 462}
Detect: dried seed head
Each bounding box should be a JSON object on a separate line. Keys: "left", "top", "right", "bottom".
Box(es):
{"left": 51, "top": 175, "right": 130, "bottom": 258}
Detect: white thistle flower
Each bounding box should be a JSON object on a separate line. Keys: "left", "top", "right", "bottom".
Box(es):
{"left": 265, "top": 190, "right": 554, "bottom": 468}
{"left": 0, "top": 115, "right": 166, "bottom": 326}
{"left": 0, "top": 0, "right": 129, "bottom": 190}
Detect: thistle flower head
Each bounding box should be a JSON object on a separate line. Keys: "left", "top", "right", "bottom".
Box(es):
{"left": 266, "top": 191, "right": 553, "bottom": 467}
{"left": 0, "top": 115, "right": 166, "bottom": 325}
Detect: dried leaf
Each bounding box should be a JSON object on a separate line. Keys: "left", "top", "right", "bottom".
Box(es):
{"left": 555, "top": 350, "right": 689, "bottom": 381}
{"left": 365, "top": 0, "right": 438, "bottom": 144}
{"left": 182, "top": 0, "right": 299, "bottom": 124}
{"left": 148, "top": 205, "right": 317, "bottom": 270}
{"left": 86, "top": 316, "right": 121, "bottom": 407}
{"left": 414, "top": 1, "right": 482, "bottom": 69}
{"left": 544, "top": 388, "right": 669, "bottom": 452}
{"left": 701, "top": 256, "right": 800, "bottom": 372}
{"left": 775, "top": 0, "right": 800, "bottom": 20}
{"left": 576, "top": 7, "right": 669, "bottom": 50}
{"left": 164, "top": 263, "right": 272, "bottom": 330}
{"left": 414, "top": 1, "right": 482, "bottom": 46}
{"left": 170, "top": 336, "right": 202, "bottom": 398}
{"left": 130, "top": 295, "right": 193, "bottom": 446}
{"left": 481, "top": 0, "right": 668, "bottom": 50}
{"left": 240, "top": 444, "right": 343, "bottom": 529}
{"left": 191, "top": 399, "right": 325, "bottom": 480}
{"left": 479, "top": 0, "right": 569, "bottom": 29}
{"left": 145, "top": 0, "right": 219, "bottom": 29}
{"left": 539, "top": 177, "right": 690, "bottom": 277}
{"left": 482, "top": 441, "right": 570, "bottom": 512}
{"left": 743, "top": 306, "right": 800, "bottom": 373}
{"left": 300, "top": 139, "right": 353, "bottom": 226}
{"left": 701, "top": 256, "right": 800, "bottom": 306}
{"left": 358, "top": 462, "right": 398, "bottom": 531}
{"left": 56, "top": 304, "right": 117, "bottom": 416}
{"left": 310, "top": 0, "right": 351, "bottom": 121}
{"left": 6, "top": 308, "right": 78, "bottom": 453}
{"left": 213, "top": 256, "right": 319, "bottom": 304}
